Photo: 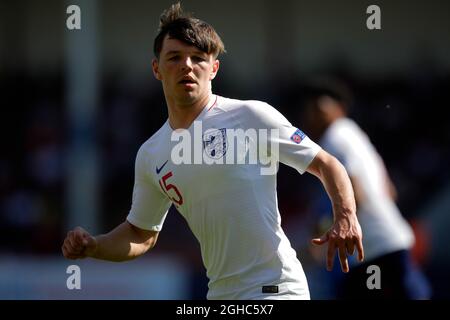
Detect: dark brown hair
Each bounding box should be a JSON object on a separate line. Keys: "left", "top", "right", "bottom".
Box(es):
{"left": 153, "top": 2, "right": 225, "bottom": 59}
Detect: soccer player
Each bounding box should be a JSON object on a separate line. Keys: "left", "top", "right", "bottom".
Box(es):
{"left": 301, "top": 78, "right": 430, "bottom": 299}
{"left": 62, "top": 3, "right": 363, "bottom": 300}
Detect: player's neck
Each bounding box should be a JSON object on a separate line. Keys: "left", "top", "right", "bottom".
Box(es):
{"left": 166, "top": 93, "right": 212, "bottom": 130}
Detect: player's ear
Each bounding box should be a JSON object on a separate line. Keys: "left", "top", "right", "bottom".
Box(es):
{"left": 152, "top": 58, "right": 162, "bottom": 81}
{"left": 209, "top": 59, "right": 220, "bottom": 81}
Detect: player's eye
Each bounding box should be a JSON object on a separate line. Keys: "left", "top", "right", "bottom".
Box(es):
{"left": 168, "top": 55, "right": 180, "bottom": 61}
{"left": 192, "top": 56, "right": 206, "bottom": 62}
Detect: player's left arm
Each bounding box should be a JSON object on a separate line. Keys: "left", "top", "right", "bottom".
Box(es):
{"left": 306, "top": 149, "right": 364, "bottom": 273}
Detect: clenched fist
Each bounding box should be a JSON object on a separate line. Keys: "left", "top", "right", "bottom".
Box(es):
{"left": 62, "top": 227, "right": 97, "bottom": 259}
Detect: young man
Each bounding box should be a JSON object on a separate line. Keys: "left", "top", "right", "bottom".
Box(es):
{"left": 302, "top": 78, "right": 430, "bottom": 299}
{"left": 62, "top": 3, "right": 363, "bottom": 300}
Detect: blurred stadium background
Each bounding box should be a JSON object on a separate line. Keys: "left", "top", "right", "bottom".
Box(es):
{"left": 1, "top": 0, "right": 449, "bottom": 299}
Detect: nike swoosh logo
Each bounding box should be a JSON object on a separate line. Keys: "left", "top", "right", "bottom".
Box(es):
{"left": 156, "top": 160, "right": 169, "bottom": 174}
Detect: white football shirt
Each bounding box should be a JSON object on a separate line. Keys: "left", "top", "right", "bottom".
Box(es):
{"left": 320, "top": 117, "right": 415, "bottom": 262}
{"left": 127, "top": 95, "right": 321, "bottom": 300}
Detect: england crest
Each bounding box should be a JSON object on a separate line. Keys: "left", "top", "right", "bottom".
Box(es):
{"left": 203, "top": 128, "right": 227, "bottom": 159}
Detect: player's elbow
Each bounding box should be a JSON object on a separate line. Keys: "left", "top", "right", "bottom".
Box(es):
{"left": 128, "top": 235, "right": 158, "bottom": 260}
{"left": 126, "top": 221, "right": 160, "bottom": 255}
{"left": 145, "top": 235, "right": 158, "bottom": 251}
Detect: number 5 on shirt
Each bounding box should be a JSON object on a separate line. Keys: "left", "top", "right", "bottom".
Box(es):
{"left": 159, "top": 172, "right": 184, "bottom": 206}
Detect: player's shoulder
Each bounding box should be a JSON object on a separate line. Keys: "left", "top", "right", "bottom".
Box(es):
{"left": 218, "top": 96, "right": 271, "bottom": 111}
{"left": 136, "top": 122, "right": 170, "bottom": 161}
{"left": 218, "top": 96, "right": 281, "bottom": 119}
{"left": 322, "top": 118, "right": 366, "bottom": 150}
{"left": 326, "top": 118, "right": 359, "bottom": 138}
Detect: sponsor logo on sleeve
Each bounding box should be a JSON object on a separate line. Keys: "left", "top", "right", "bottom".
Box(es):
{"left": 290, "top": 129, "right": 306, "bottom": 144}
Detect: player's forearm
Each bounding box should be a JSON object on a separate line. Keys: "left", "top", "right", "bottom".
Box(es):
{"left": 91, "top": 221, "right": 155, "bottom": 262}
{"left": 308, "top": 150, "right": 356, "bottom": 220}
{"left": 323, "top": 159, "right": 356, "bottom": 220}
{"left": 308, "top": 150, "right": 364, "bottom": 268}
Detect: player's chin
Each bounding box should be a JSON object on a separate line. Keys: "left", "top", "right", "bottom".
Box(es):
{"left": 181, "top": 87, "right": 197, "bottom": 96}
{"left": 176, "top": 91, "right": 199, "bottom": 103}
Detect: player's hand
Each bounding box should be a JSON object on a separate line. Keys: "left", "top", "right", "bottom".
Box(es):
{"left": 311, "top": 215, "right": 364, "bottom": 273}
{"left": 62, "top": 227, "right": 97, "bottom": 260}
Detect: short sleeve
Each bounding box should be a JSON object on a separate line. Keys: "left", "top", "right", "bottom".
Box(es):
{"left": 126, "top": 145, "right": 171, "bottom": 231}
{"left": 244, "top": 101, "right": 322, "bottom": 174}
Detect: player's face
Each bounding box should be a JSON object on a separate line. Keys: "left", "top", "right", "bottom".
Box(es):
{"left": 152, "top": 36, "right": 219, "bottom": 106}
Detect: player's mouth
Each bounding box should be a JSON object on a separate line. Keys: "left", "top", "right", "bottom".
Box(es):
{"left": 178, "top": 77, "right": 197, "bottom": 86}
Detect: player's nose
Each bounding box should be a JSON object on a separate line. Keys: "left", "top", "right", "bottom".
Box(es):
{"left": 180, "top": 57, "right": 193, "bottom": 71}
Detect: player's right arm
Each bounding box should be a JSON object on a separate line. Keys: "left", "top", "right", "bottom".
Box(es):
{"left": 62, "top": 144, "right": 170, "bottom": 262}
{"left": 62, "top": 222, "right": 159, "bottom": 262}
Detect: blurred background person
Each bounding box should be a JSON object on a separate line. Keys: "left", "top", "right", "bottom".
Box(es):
{"left": 300, "top": 78, "right": 431, "bottom": 299}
